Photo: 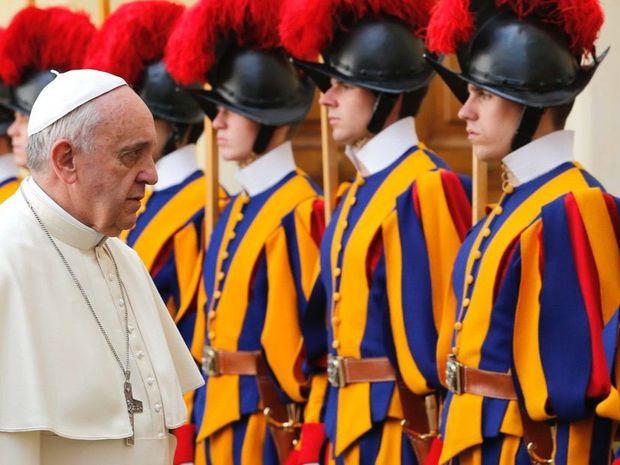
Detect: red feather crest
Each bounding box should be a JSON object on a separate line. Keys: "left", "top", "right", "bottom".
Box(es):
{"left": 427, "top": 0, "right": 604, "bottom": 55}
{"left": 84, "top": 1, "right": 185, "bottom": 87}
{"left": 0, "top": 7, "right": 95, "bottom": 86}
{"left": 166, "top": 0, "right": 283, "bottom": 85}
{"left": 279, "top": 0, "right": 437, "bottom": 61}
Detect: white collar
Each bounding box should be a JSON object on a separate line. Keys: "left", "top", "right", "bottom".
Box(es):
{"left": 345, "top": 117, "right": 419, "bottom": 176}
{"left": 153, "top": 144, "right": 200, "bottom": 191}
{"left": 235, "top": 141, "right": 297, "bottom": 197}
{"left": 502, "top": 130, "right": 574, "bottom": 187}
{"left": 0, "top": 153, "right": 18, "bottom": 184}
{"left": 22, "top": 177, "right": 105, "bottom": 250}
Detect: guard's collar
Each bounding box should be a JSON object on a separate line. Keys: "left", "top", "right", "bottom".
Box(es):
{"left": 235, "top": 141, "right": 297, "bottom": 197}
{"left": 153, "top": 144, "right": 200, "bottom": 191}
{"left": 21, "top": 177, "right": 105, "bottom": 250}
{"left": 345, "top": 117, "right": 419, "bottom": 177}
{"left": 0, "top": 153, "right": 18, "bottom": 184}
{"left": 502, "top": 130, "right": 574, "bottom": 187}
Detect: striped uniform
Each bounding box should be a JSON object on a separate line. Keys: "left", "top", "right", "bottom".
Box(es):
{"left": 0, "top": 154, "right": 19, "bottom": 203}
{"left": 193, "top": 143, "right": 325, "bottom": 465}
{"left": 304, "top": 118, "right": 472, "bottom": 465}
{"left": 437, "top": 135, "right": 620, "bottom": 465}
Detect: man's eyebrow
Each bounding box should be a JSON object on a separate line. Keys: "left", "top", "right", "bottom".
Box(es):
{"left": 118, "top": 140, "right": 151, "bottom": 155}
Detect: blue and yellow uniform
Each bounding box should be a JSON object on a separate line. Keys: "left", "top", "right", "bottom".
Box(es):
{"left": 0, "top": 154, "right": 19, "bottom": 203}
{"left": 121, "top": 145, "right": 222, "bottom": 343}
{"left": 437, "top": 131, "right": 620, "bottom": 465}
{"left": 303, "top": 118, "right": 472, "bottom": 465}
{"left": 192, "top": 142, "right": 325, "bottom": 465}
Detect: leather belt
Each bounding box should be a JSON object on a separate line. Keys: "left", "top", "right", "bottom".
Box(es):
{"left": 202, "top": 346, "right": 260, "bottom": 377}
{"left": 446, "top": 354, "right": 554, "bottom": 464}
{"left": 327, "top": 355, "right": 395, "bottom": 388}
{"left": 445, "top": 354, "right": 517, "bottom": 400}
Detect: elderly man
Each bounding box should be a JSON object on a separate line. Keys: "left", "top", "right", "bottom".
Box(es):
{"left": 0, "top": 69, "right": 203, "bottom": 465}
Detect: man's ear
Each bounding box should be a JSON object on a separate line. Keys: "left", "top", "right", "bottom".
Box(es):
{"left": 50, "top": 139, "right": 77, "bottom": 184}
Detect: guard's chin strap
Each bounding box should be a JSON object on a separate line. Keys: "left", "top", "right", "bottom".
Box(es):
{"left": 252, "top": 124, "right": 277, "bottom": 154}
{"left": 511, "top": 106, "right": 544, "bottom": 152}
{"left": 367, "top": 92, "right": 399, "bottom": 134}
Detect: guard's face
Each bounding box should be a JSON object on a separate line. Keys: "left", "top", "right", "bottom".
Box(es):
{"left": 212, "top": 107, "right": 259, "bottom": 162}
{"left": 8, "top": 111, "right": 29, "bottom": 169}
{"left": 458, "top": 84, "right": 523, "bottom": 162}
{"left": 319, "top": 78, "right": 375, "bottom": 145}
{"left": 72, "top": 87, "right": 158, "bottom": 237}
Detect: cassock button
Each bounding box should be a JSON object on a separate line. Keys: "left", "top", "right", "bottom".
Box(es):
{"left": 154, "top": 403, "right": 162, "bottom": 413}
{"left": 332, "top": 340, "right": 341, "bottom": 349}
{"left": 229, "top": 232, "right": 236, "bottom": 240}
{"left": 222, "top": 251, "right": 230, "bottom": 260}
{"left": 128, "top": 325, "right": 135, "bottom": 334}
{"left": 336, "top": 243, "right": 342, "bottom": 252}
{"left": 147, "top": 377, "right": 155, "bottom": 386}
{"left": 350, "top": 197, "right": 357, "bottom": 206}
{"left": 332, "top": 316, "right": 341, "bottom": 326}
{"left": 108, "top": 273, "right": 114, "bottom": 282}
{"left": 466, "top": 275, "right": 474, "bottom": 285}
{"left": 213, "top": 291, "right": 222, "bottom": 300}
{"left": 452, "top": 347, "right": 459, "bottom": 355}
{"left": 236, "top": 213, "right": 244, "bottom": 222}
{"left": 494, "top": 206, "right": 503, "bottom": 215}
{"left": 482, "top": 228, "right": 491, "bottom": 238}
{"left": 333, "top": 267, "right": 341, "bottom": 277}
{"left": 137, "top": 351, "right": 145, "bottom": 359}
{"left": 454, "top": 322, "right": 463, "bottom": 332}
{"left": 333, "top": 292, "right": 341, "bottom": 302}
{"left": 119, "top": 299, "right": 125, "bottom": 307}
{"left": 503, "top": 184, "right": 514, "bottom": 194}
{"left": 217, "top": 272, "right": 225, "bottom": 281}
{"left": 208, "top": 310, "right": 217, "bottom": 320}
{"left": 208, "top": 331, "right": 216, "bottom": 341}
{"left": 342, "top": 221, "right": 349, "bottom": 229}
{"left": 473, "top": 250, "right": 482, "bottom": 260}
{"left": 240, "top": 195, "right": 250, "bottom": 204}
{"left": 157, "top": 432, "right": 166, "bottom": 439}
{"left": 462, "top": 298, "right": 471, "bottom": 308}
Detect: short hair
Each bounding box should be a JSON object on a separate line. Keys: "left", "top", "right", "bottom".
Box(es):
{"left": 26, "top": 99, "right": 103, "bottom": 172}
{"left": 549, "top": 101, "right": 575, "bottom": 130}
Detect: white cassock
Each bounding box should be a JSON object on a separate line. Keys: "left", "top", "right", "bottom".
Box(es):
{"left": 0, "top": 177, "right": 204, "bottom": 465}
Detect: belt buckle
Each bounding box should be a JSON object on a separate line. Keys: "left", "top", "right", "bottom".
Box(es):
{"left": 202, "top": 346, "right": 220, "bottom": 377}
{"left": 446, "top": 354, "right": 464, "bottom": 395}
{"left": 327, "top": 354, "right": 346, "bottom": 388}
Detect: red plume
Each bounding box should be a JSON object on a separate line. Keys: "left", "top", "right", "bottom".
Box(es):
{"left": 279, "top": 0, "right": 437, "bottom": 61}
{"left": 427, "top": 0, "right": 604, "bottom": 55}
{"left": 84, "top": 1, "right": 184, "bottom": 87}
{"left": 166, "top": 0, "right": 283, "bottom": 85}
{"left": 0, "top": 7, "right": 95, "bottom": 86}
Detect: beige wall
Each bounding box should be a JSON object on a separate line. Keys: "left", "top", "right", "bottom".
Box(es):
{"left": 568, "top": 0, "right": 620, "bottom": 196}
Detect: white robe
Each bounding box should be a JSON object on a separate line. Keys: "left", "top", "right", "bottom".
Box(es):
{"left": 0, "top": 178, "right": 204, "bottom": 464}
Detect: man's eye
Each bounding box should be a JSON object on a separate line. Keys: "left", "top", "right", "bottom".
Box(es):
{"left": 121, "top": 150, "right": 141, "bottom": 166}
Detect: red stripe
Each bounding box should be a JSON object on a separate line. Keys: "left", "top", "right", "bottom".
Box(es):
{"left": 440, "top": 171, "right": 472, "bottom": 239}
{"left": 311, "top": 199, "right": 326, "bottom": 247}
{"left": 493, "top": 236, "right": 519, "bottom": 302}
{"left": 151, "top": 238, "right": 174, "bottom": 277}
{"left": 564, "top": 194, "right": 610, "bottom": 398}
{"left": 366, "top": 229, "right": 384, "bottom": 285}
{"left": 172, "top": 423, "right": 196, "bottom": 464}
{"left": 603, "top": 193, "right": 620, "bottom": 245}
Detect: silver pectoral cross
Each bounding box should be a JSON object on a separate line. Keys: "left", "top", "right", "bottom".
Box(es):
{"left": 124, "top": 380, "right": 143, "bottom": 446}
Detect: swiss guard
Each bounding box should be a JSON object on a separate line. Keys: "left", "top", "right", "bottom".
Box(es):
{"left": 281, "top": 0, "right": 472, "bottom": 464}
{"left": 0, "top": 94, "right": 17, "bottom": 203}
{"left": 85, "top": 0, "right": 215, "bottom": 341}
{"left": 425, "top": 0, "right": 620, "bottom": 464}
{"left": 0, "top": 6, "right": 94, "bottom": 175}
{"left": 166, "top": 0, "right": 323, "bottom": 464}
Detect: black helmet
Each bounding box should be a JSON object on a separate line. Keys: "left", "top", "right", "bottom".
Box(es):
{"left": 281, "top": 0, "right": 437, "bottom": 134}
{"left": 167, "top": 0, "right": 315, "bottom": 154}
{"left": 426, "top": 0, "right": 606, "bottom": 150}
{"left": 84, "top": 1, "right": 204, "bottom": 127}
{"left": 0, "top": 7, "right": 95, "bottom": 116}
{"left": 139, "top": 61, "right": 203, "bottom": 125}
